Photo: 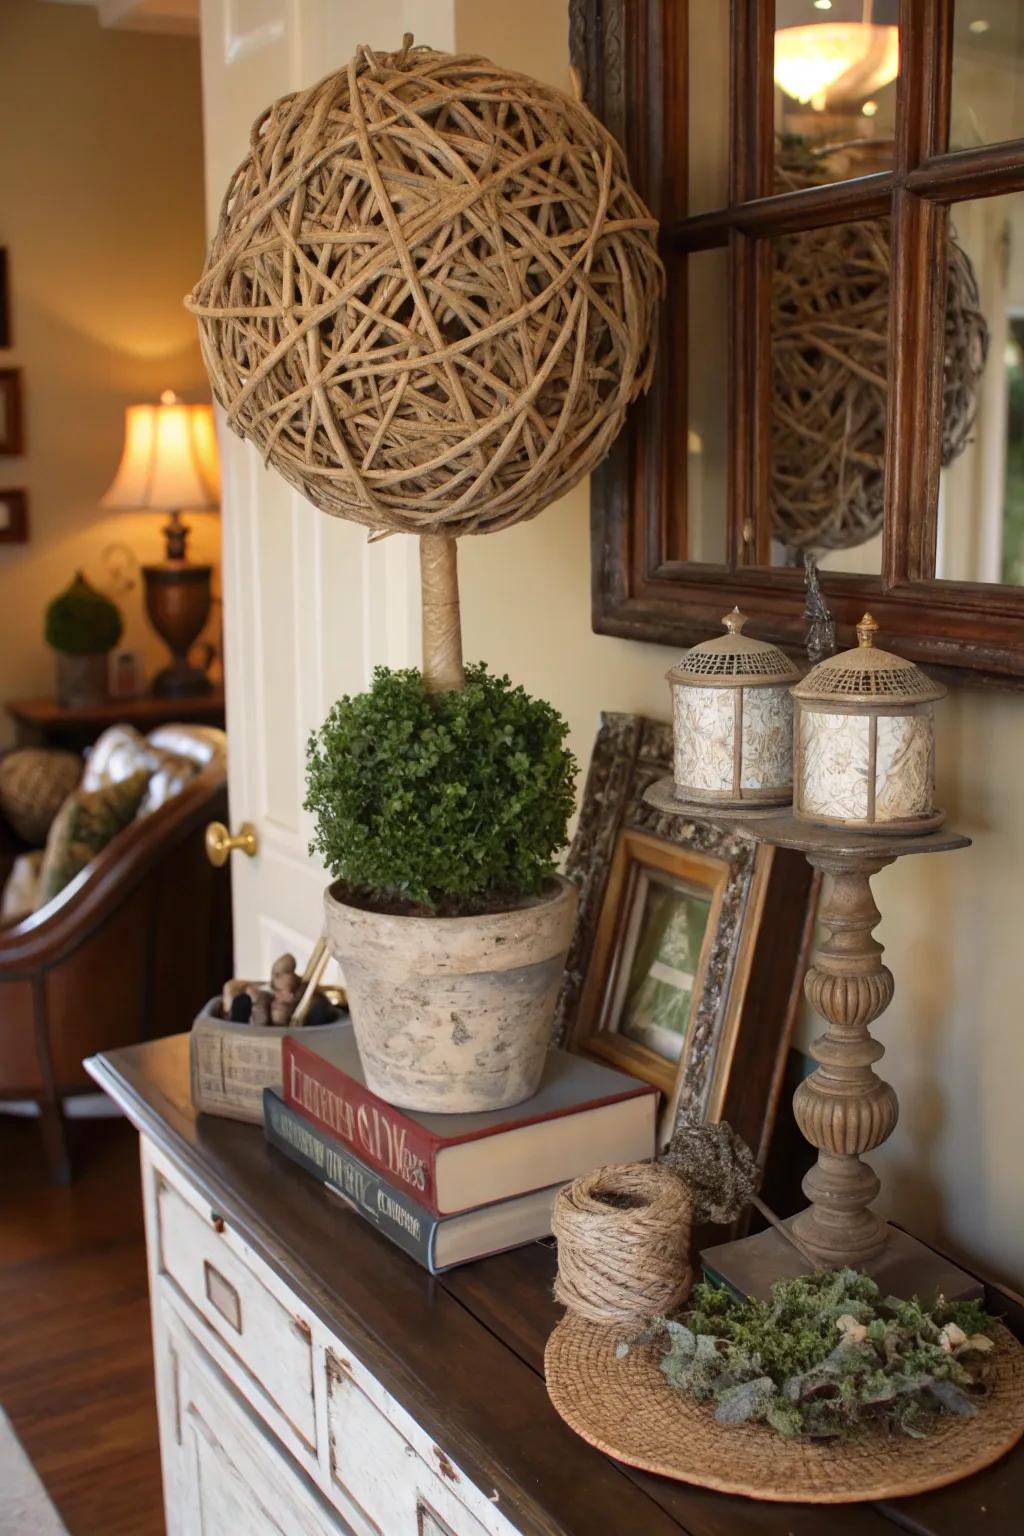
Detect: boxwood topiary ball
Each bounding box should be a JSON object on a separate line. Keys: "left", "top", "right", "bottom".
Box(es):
{"left": 186, "top": 37, "right": 662, "bottom": 538}
{"left": 44, "top": 572, "right": 123, "bottom": 656}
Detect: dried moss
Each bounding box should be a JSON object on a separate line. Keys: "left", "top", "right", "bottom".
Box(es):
{"left": 648, "top": 1269, "right": 999, "bottom": 1440}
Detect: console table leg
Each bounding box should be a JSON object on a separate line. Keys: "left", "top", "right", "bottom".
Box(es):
{"left": 791, "top": 855, "right": 899, "bottom": 1268}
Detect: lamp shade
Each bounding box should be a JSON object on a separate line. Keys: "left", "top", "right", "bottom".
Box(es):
{"left": 101, "top": 391, "right": 220, "bottom": 512}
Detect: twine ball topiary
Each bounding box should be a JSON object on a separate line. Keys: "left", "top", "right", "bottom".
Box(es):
{"left": 186, "top": 37, "right": 662, "bottom": 538}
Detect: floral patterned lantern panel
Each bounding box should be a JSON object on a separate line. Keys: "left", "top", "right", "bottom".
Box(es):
{"left": 666, "top": 609, "right": 800, "bottom": 809}
{"left": 792, "top": 614, "right": 945, "bottom": 834}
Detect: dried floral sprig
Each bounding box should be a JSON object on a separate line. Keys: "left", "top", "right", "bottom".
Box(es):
{"left": 636, "top": 1269, "right": 999, "bottom": 1441}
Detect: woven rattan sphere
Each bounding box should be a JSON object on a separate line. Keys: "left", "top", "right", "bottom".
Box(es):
{"left": 187, "top": 38, "right": 662, "bottom": 537}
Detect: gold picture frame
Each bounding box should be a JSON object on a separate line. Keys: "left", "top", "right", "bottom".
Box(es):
{"left": 575, "top": 830, "right": 726, "bottom": 1101}
{"left": 554, "top": 714, "right": 817, "bottom": 1153}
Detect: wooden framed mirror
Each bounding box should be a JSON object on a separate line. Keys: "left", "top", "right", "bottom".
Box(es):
{"left": 573, "top": 0, "right": 1024, "bottom": 685}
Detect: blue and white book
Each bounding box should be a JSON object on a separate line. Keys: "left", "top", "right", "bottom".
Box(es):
{"left": 263, "top": 1089, "right": 563, "bottom": 1274}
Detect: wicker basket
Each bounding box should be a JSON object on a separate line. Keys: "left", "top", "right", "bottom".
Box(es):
{"left": 189, "top": 999, "right": 343, "bottom": 1124}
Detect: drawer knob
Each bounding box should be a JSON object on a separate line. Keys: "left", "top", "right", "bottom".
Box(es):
{"left": 205, "top": 820, "right": 258, "bottom": 867}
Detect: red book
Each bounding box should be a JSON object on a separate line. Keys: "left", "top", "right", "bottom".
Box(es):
{"left": 282, "top": 1025, "right": 657, "bottom": 1218}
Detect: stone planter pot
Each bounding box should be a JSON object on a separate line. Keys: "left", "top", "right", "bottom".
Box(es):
{"left": 324, "top": 876, "right": 578, "bottom": 1113}
{"left": 55, "top": 651, "right": 109, "bottom": 708}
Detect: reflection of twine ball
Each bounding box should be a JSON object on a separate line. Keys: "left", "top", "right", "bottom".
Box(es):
{"left": 771, "top": 151, "right": 988, "bottom": 552}
{"left": 553, "top": 1164, "right": 692, "bottom": 1325}
{"left": 187, "top": 37, "right": 662, "bottom": 537}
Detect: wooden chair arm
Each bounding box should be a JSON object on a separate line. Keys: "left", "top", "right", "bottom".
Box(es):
{"left": 0, "top": 763, "right": 228, "bottom": 978}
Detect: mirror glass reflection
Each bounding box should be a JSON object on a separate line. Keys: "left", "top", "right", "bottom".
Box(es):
{"left": 685, "top": 247, "right": 730, "bottom": 565}
{"left": 767, "top": 218, "right": 888, "bottom": 576}
{"left": 688, "top": 4, "right": 729, "bottom": 214}
{"left": 950, "top": 1, "right": 1024, "bottom": 152}
{"left": 772, "top": 0, "right": 899, "bottom": 188}
{"left": 937, "top": 193, "right": 1024, "bottom": 585}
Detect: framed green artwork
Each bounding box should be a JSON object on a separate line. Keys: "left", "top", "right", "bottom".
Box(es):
{"left": 569, "top": 828, "right": 725, "bottom": 1107}
{"left": 617, "top": 862, "right": 714, "bottom": 1065}
{"left": 556, "top": 713, "right": 817, "bottom": 1152}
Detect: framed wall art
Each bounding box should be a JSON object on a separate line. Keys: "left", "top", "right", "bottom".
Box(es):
{"left": 0, "top": 369, "right": 23, "bottom": 455}
{"left": 0, "top": 489, "right": 28, "bottom": 544}
{"left": 0, "top": 249, "right": 9, "bottom": 348}
{"left": 554, "top": 713, "right": 818, "bottom": 1155}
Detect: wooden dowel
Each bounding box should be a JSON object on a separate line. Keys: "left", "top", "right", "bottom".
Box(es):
{"left": 749, "top": 1194, "right": 821, "bottom": 1271}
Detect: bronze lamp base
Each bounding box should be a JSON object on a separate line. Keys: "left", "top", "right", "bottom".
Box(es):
{"left": 143, "top": 562, "right": 213, "bottom": 697}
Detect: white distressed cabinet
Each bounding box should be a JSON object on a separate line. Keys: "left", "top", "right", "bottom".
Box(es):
{"left": 87, "top": 1035, "right": 702, "bottom": 1536}
{"left": 141, "top": 1140, "right": 516, "bottom": 1536}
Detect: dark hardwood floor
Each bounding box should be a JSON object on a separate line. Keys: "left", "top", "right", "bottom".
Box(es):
{"left": 0, "top": 1111, "right": 164, "bottom": 1535}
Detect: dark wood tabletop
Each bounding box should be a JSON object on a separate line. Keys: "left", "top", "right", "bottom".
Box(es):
{"left": 6, "top": 689, "right": 226, "bottom": 748}
{"left": 88, "top": 1035, "right": 1022, "bottom": 1536}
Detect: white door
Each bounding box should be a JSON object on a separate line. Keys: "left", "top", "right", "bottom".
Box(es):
{"left": 198, "top": 1, "right": 456, "bottom": 978}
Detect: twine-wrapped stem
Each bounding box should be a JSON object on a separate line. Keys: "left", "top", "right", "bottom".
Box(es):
{"left": 420, "top": 534, "right": 464, "bottom": 693}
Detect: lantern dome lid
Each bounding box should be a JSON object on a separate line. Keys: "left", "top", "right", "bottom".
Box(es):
{"left": 793, "top": 614, "right": 945, "bottom": 705}
{"left": 666, "top": 608, "right": 801, "bottom": 688}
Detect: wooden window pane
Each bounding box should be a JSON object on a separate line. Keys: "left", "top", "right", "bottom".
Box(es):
{"left": 949, "top": 2, "right": 1024, "bottom": 152}
{"left": 766, "top": 217, "right": 889, "bottom": 576}
{"left": 936, "top": 190, "right": 1024, "bottom": 584}
{"left": 772, "top": 0, "right": 900, "bottom": 185}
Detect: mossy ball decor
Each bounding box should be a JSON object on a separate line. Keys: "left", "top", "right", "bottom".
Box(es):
{"left": 186, "top": 37, "right": 662, "bottom": 539}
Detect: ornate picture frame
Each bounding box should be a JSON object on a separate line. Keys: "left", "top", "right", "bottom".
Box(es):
{"left": 554, "top": 714, "right": 817, "bottom": 1154}
{"left": 0, "top": 249, "right": 9, "bottom": 349}
{"left": 0, "top": 488, "right": 28, "bottom": 545}
{"left": 0, "top": 368, "right": 24, "bottom": 456}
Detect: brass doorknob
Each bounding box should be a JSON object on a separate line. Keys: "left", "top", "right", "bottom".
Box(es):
{"left": 205, "top": 821, "right": 258, "bottom": 867}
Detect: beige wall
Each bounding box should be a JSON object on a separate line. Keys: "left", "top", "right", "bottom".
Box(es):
{"left": 454, "top": 0, "right": 1024, "bottom": 1290}
{"left": 0, "top": 0, "right": 212, "bottom": 746}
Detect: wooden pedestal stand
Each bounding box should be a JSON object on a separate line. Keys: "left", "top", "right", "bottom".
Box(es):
{"left": 643, "top": 794, "right": 978, "bottom": 1300}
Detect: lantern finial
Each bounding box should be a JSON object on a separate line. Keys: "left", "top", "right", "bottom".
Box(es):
{"left": 722, "top": 607, "right": 747, "bottom": 636}
{"left": 856, "top": 613, "right": 879, "bottom": 649}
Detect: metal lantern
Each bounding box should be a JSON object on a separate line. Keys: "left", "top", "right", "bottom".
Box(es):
{"left": 666, "top": 609, "right": 799, "bottom": 808}
{"left": 792, "top": 614, "right": 945, "bottom": 833}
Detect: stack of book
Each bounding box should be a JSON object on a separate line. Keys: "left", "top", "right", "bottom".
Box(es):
{"left": 263, "top": 1025, "right": 657, "bottom": 1273}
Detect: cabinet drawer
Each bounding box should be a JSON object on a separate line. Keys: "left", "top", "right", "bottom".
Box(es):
{"left": 326, "top": 1350, "right": 489, "bottom": 1536}
{"left": 154, "top": 1170, "right": 317, "bottom": 1450}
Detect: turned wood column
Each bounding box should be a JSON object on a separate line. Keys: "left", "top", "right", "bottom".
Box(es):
{"left": 727, "top": 810, "right": 969, "bottom": 1275}
{"left": 791, "top": 853, "right": 899, "bottom": 1267}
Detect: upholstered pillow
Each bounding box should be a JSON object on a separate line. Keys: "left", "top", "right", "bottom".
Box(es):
{"left": 83, "top": 724, "right": 198, "bottom": 816}
{"left": 0, "top": 850, "right": 44, "bottom": 926}
{"left": 35, "top": 768, "right": 150, "bottom": 909}
{"left": 0, "top": 749, "right": 83, "bottom": 845}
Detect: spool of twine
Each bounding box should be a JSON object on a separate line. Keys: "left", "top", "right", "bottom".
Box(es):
{"left": 552, "top": 1163, "right": 693, "bottom": 1326}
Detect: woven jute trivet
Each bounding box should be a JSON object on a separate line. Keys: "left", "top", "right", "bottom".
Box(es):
{"left": 545, "top": 1313, "right": 1024, "bottom": 1502}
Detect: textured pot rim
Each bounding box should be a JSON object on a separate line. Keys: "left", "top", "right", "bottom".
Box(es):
{"left": 324, "top": 871, "right": 576, "bottom": 930}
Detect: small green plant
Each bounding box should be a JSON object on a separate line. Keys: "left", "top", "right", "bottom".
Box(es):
{"left": 640, "top": 1269, "right": 998, "bottom": 1441}
{"left": 305, "top": 663, "right": 577, "bottom": 915}
{"left": 44, "top": 572, "right": 123, "bottom": 656}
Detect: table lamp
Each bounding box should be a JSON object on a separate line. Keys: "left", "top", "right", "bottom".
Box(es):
{"left": 101, "top": 390, "right": 220, "bottom": 697}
